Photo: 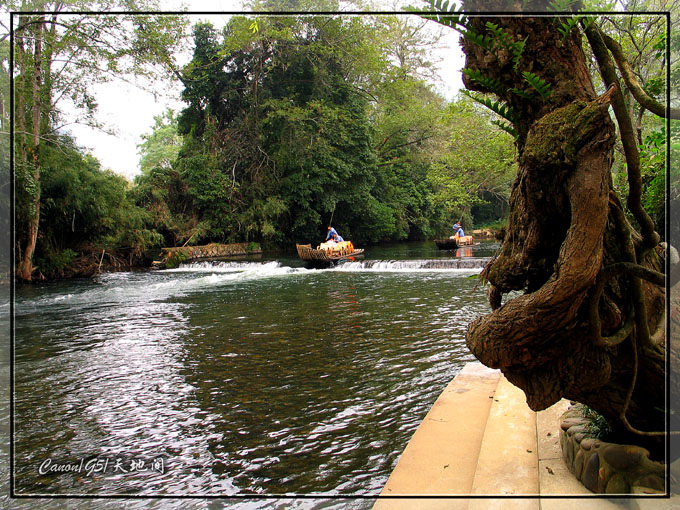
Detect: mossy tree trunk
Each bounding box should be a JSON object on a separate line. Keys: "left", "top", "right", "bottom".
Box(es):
{"left": 459, "top": 7, "right": 667, "bottom": 454}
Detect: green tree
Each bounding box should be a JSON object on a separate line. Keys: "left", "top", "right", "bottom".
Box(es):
{"left": 175, "top": 15, "right": 391, "bottom": 245}
{"left": 138, "top": 109, "right": 182, "bottom": 174}
{"left": 428, "top": 95, "right": 516, "bottom": 232}
{"left": 175, "top": 20, "right": 262, "bottom": 243}
{"left": 132, "top": 165, "right": 195, "bottom": 247}
{"left": 132, "top": 108, "right": 192, "bottom": 246}
{"left": 261, "top": 16, "right": 380, "bottom": 242}
{"left": 376, "top": 14, "right": 446, "bottom": 82}
{"left": 10, "top": 2, "right": 187, "bottom": 280}
{"left": 0, "top": 35, "right": 10, "bottom": 279}
{"left": 35, "top": 134, "right": 162, "bottom": 277}
{"left": 369, "top": 16, "right": 453, "bottom": 240}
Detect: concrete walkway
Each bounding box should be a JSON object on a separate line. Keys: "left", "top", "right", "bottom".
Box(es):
{"left": 373, "top": 362, "right": 673, "bottom": 510}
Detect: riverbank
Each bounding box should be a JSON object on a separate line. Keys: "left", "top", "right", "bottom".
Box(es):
{"left": 17, "top": 242, "right": 265, "bottom": 281}
{"left": 18, "top": 247, "right": 150, "bottom": 281}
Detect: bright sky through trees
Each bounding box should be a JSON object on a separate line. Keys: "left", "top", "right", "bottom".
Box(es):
{"left": 62, "top": 4, "right": 465, "bottom": 180}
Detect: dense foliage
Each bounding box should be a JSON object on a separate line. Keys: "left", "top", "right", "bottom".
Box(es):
{"left": 10, "top": 4, "right": 672, "bottom": 280}
{"left": 0, "top": 36, "right": 9, "bottom": 279}
{"left": 133, "top": 14, "right": 516, "bottom": 248}
{"left": 30, "top": 136, "right": 162, "bottom": 277}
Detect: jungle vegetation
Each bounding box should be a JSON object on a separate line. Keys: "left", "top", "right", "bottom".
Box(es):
{"left": 9, "top": 4, "right": 522, "bottom": 279}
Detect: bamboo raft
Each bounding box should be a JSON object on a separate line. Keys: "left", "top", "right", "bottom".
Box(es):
{"left": 296, "top": 243, "right": 364, "bottom": 265}
{"left": 434, "top": 236, "right": 475, "bottom": 249}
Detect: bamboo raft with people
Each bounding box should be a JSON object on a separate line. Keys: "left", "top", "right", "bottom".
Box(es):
{"left": 434, "top": 221, "right": 475, "bottom": 249}
{"left": 434, "top": 236, "right": 475, "bottom": 249}
{"left": 296, "top": 242, "right": 364, "bottom": 265}
{"left": 296, "top": 225, "right": 364, "bottom": 266}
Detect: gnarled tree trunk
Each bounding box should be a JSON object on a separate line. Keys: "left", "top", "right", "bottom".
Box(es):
{"left": 460, "top": 8, "right": 667, "bottom": 456}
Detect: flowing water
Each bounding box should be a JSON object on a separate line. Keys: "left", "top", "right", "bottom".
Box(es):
{"left": 9, "top": 241, "right": 499, "bottom": 506}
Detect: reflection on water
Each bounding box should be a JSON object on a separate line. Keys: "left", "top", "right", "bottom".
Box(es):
{"left": 455, "top": 246, "right": 473, "bottom": 258}
{"left": 12, "top": 242, "right": 493, "bottom": 500}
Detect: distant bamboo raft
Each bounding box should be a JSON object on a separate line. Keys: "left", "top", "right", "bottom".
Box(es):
{"left": 434, "top": 236, "right": 474, "bottom": 249}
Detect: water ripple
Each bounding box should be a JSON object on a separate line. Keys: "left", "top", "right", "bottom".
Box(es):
{"left": 14, "top": 252, "right": 490, "bottom": 497}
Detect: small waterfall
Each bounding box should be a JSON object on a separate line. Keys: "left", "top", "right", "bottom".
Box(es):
{"left": 172, "top": 260, "right": 275, "bottom": 272}
{"left": 171, "top": 258, "right": 491, "bottom": 274}
{"left": 334, "top": 258, "right": 490, "bottom": 271}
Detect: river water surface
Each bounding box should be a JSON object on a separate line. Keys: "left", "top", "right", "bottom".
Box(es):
{"left": 11, "top": 241, "right": 498, "bottom": 505}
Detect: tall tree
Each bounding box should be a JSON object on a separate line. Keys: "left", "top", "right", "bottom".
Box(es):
{"left": 428, "top": 95, "right": 516, "bottom": 230}
{"left": 378, "top": 14, "right": 446, "bottom": 82}
{"left": 10, "top": 2, "right": 187, "bottom": 281}
{"left": 137, "top": 109, "right": 182, "bottom": 174}
{"left": 0, "top": 35, "right": 10, "bottom": 279}
{"left": 132, "top": 109, "right": 189, "bottom": 246}
{"left": 369, "top": 15, "right": 453, "bottom": 240}
{"left": 176, "top": 15, "right": 403, "bottom": 245}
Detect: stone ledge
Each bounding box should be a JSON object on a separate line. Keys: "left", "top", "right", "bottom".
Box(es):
{"left": 155, "top": 242, "right": 262, "bottom": 267}
{"left": 560, "top": 404, "right": 666, "bottom": 495}
{"left": 161, "top": 242, "right": 261, "bottom": 259}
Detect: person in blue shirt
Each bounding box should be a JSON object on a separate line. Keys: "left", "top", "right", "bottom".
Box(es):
{"left": 326, "top": 226, "right": 338, "bottom": 241}
{"left": 453, "top": 223, "right": 465, "bottom": 237}
{"left": 332, "top": 233, "right": 344, "bottom": 242}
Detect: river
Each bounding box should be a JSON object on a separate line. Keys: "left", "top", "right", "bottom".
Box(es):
{"left": 7, "top": 241, "right": 498, "bottom": 508}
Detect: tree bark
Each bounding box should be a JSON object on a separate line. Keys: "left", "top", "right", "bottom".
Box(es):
{"left": 15, "top": 17, "right": 28, "bottom": 270}
{"left": 460, "top": 9, "right": 667, "bottom": 454}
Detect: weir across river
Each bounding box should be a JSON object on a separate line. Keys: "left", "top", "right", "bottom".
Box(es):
{"left": 335, "top": 258, "right": 490, "bottom": 270}
{"left": 158, "top": 242, "right": 262, "bottom": 265}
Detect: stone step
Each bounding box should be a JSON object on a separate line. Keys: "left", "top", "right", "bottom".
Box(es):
{"left": 373, "top": 362, "right": 501, "bottom": 509}
{"left": 468, "top": 375, "right": 540, "bottom": 510}
{"left": 373, "top": 363, "right": 638, "bottom": 509}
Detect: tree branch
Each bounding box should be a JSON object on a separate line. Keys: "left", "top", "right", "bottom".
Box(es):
{"left": 605, "top": 261, "right": 665, "bottom": 287}
{"left": 609, "top": 192, "right": 653, "bottom": 349}
{"left": 619, "top": 326, "right": 680, "bottom": 436}
{"left": 584, "top": 22, "right": 659, "bottom": 250}
{"left": 378, "top": 134, "right": 436, "bottom": 157}
{"left": 601, "top": 32, "right": 680, "bottom": 120}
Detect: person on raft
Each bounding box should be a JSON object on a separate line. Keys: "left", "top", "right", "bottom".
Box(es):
{"left": 326, "top": 226, "right": 339, "bottom": 241}
{"left": 453, "top": 223, "right": 465, "bottom": 238}
{"left": 332, "top": 232, "right": 345, "bottom": 242}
